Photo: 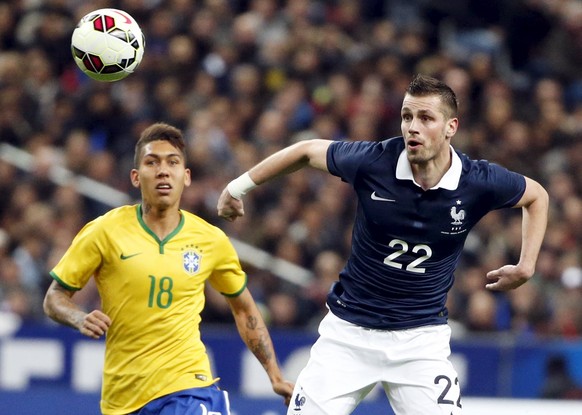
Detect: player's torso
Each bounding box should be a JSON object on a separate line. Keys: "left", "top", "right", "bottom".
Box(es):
{"left": 327, "top": 139, "right": 523, "bottom": 328}
{"left": 352, "top": 157, "right": 482, "bottom": 276}
{"left": 95, "top": 207, "right": 221, "bottom": 345}
{"left": 94, "top": 207, "right": 228, "bottom": 413}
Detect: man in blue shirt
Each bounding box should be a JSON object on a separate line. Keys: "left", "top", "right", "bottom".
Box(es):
{"left": 218, "top": 74, "right": 549, "bottom": 414}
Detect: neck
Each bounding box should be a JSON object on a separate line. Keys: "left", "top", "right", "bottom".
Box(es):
{"left": 141, "top": 203, "right": 181, "bottom": 240}
{"left": 411, "top": 149, "right": 452, "bottom": 190}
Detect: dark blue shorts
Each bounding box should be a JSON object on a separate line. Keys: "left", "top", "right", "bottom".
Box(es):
{"left": 130, "top": 385, "right": 230, "bottom": 415}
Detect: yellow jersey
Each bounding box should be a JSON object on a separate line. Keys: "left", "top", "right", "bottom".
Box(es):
{"left": 50, "top": 205, "right": 247, "bottom": 415}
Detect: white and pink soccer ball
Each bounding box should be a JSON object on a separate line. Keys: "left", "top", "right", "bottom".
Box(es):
{"left": 71, "top": 8, "right": 145, "bottom": 82}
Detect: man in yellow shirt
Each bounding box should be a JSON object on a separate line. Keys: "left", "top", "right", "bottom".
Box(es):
{"left": 44, "top": 122, "right": 293, "bottom": 415}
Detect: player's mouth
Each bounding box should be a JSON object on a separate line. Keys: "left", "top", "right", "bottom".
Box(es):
{"left": 406, "top": 138, "right": 422, "bottom": 150}
{"left": 156, "top": 183, "right": 172, "bottom": 194}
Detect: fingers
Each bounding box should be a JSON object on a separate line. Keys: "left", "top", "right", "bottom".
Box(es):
{"left": 274, "top": 380, "right": 294, "bottom": 406}
{"left": 217, "top": 190, "right": 245, "bottom": 221}
{"left": 217, "top": 208, "right": 243, "bottom": 222}
{"left": 81, "top": 310, "right": 111, "bottom": 339}
{"left": 485, "top": 281, "right": 502, "bottom": 291}
{"left": 485, "top": 266, "right": 528, "bottom": 291}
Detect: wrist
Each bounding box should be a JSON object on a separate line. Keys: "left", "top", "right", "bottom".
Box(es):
{"left": 227, "top": 172, "right": 257, "bottom": 200}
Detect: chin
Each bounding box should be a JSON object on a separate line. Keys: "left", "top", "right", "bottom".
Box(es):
{"left": 150, "top": 197, "right": 172, "bottom": 210}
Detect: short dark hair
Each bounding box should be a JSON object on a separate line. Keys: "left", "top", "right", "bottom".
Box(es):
{"left": 134, "top": 122, "right": 187, "bottom": 167}
{"left": 406, "top": 74, "right": 458, "bottom": 118}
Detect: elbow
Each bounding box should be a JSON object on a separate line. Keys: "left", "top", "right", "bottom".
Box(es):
{"left": 525, "top": 178, "right": 549, "bottom": 214}
{"left": 43, "top": 290, "right": 60, "bottom": 321}
{"left": 541, "top": 186, "right": 549, "bottom": 212}
{"left": 43, "top": 292, "right": 53, "bottom": 319}
{"left": 536, "top": 185, "right": 550, "bottom": 224}
{"left": 533, "top": 179, "right": 549, "bottom": 208}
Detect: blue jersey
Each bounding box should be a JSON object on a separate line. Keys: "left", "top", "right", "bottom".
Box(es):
{"left": 326, "top": 137, "right": 526, "bottom": 330}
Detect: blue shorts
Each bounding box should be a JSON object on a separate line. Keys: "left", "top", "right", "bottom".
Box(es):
{"left": 130, "top": 385, "right": 230, "bottom": 415}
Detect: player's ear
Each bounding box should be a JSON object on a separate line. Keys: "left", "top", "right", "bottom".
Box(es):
{"left": 130, "top": 169, "right": 140, "bottom": 188}
{"left": 184, "top": 168, "right": 192, "bottom": 187}
{"left": 446, "top": 118, "right": 459, "bottom": 139}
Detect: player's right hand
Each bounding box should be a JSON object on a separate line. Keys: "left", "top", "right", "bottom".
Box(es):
{"left": 273, "top": 380, "right": 294, "bottom": 407}
{"left": 217, "top": 188, "right": 245, "bottom": 221}
{"left": 80, "top": 310, "right": 111, "bottom": 339}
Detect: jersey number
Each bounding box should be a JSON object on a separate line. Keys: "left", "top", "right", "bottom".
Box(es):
{"left": 383, "top": 239, "right": 432, "bottom": 273}
{"left": 147, "top": 275, "right": 173, "bottom": 308}
{"left": 435, "top": 375, "right": 462, "bottom": 408}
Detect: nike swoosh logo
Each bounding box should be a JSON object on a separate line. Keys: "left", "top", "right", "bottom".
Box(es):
{"left": 120, "top": 252, "right": 142, "bottom": 260}
{"left": 371, "top": 192, "right": 396, "bottom": 202}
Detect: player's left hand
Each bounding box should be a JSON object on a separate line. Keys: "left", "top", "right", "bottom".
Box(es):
{"left": 217, "top": 188, "right": 245, "bottom": 221}
{"left": 272, "top": 380, "right": 294, "bottom": 406}
{"left": 485, "top": 264, "right": 532, "bottom": 291}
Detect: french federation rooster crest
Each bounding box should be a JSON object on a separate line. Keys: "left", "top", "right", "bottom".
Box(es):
{"left": 450, "top": 205, "right": 465, "bottom": 225}
{"left": 293, "top": 392, "right": 306, "bottom": 410}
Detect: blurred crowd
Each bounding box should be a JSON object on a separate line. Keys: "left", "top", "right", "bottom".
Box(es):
{"left": 1, "top": 0, "right": 582, "bottom": 341}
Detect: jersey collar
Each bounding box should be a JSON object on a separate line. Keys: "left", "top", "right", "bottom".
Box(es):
{"left": 395, "top": 146, "right": 462, "bottom": 190}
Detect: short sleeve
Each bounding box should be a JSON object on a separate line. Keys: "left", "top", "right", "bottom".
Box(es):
{"left": 50, "top": 219, "right": 105, "bottom": 290}
{"left": 481, "top": 162, "right": 527, "bottom": 210}
{"left": 327, "top": 140, "right": 384, "bottom": 184}
{"left": 207, "top": 233, "right": 247, "bottom": 297}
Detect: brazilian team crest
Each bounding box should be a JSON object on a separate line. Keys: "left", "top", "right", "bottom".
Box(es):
{"left": 182, "top": 249, "right": 201, "bottom": 275}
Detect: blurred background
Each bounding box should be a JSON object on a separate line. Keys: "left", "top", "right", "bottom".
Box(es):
{"left": 1, "top": 0, "right": 582, "bottom": 414}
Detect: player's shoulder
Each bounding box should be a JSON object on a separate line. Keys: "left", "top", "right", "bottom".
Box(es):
{"left": 180, "top": 210, "right": 228, "bottom": 238}
{"left": 330, "top": 136, "right": 403, "bottom": 158}
{"left": 455, "top": 149, "right": 522, "bottom": 186}
{"left": 82, "top": 205, "right": 136, "bottom": 228}
{"left": 97, "top": 205, "right": 139, "bottom": 224}
{"left": 380, "top": 136, "right": 405, "bottom": 150}
{"left": 72, "top": 205, "right": 138, "bottom": 241}
{"left": 455, "top": 149, "right": 510, "bottom": 173}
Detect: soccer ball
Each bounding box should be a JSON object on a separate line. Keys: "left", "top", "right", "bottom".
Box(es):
{"left": 71, "top": 8, "right": 145, "bottom": 82}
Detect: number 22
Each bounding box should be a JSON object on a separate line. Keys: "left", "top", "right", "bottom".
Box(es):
{"left": 383, "top": 239, "right": 432, "bottom": 273}
{"left": 435, "top": 375, "right": 462, "bottom": 408}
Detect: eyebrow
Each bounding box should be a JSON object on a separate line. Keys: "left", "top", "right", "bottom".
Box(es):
{"left": 401, "top": 107, "right": 435, "bottom": 116}
{"left": 142, "top": 152, "right": 183, "bottom": 160}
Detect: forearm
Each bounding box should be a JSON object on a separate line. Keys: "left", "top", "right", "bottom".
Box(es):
{"left": 43, "top": 285, "right": 86, "bottom": 331}
{"left": 227, "top": 140, "right": 331, "bottom": 199}
{"left": 229, "top": 292, "right": 284, "bottom": 384}
{"left": 237, "top": 312, "right": 283, "bottom": 382}
{"left": 519, "top": 196, "right": 548, "bottom": 275}
{"left": 248, "top": 142, "right": 314, "bottom": 185}
{"left": 44, "top": 281, "right": 111, "bottom": 339}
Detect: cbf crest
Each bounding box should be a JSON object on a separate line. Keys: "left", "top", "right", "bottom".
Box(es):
{"left": 182, "top": 244, "right": 201, "bottom": 275}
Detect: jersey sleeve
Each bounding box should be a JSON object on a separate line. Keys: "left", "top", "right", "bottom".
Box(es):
{"left": 484, "top": 162, "right": 527, "bottom": 209}
{"left": 327, "top": 140, "right": 382, "bottom": 184}
{"left": 207, "top": 232, "right": 247, "bottom": 297}
{"left": 49, "top": 218, "right": 105, "bottom": 290}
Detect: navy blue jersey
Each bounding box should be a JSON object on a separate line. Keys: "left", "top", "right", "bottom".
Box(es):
{"left": 326, "top": 137, "right": 526, "bottom": 329}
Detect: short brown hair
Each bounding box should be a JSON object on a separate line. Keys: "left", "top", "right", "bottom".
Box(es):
{"left": 134, "top": 122, "right": 187, "bottom": 167}
{"left": 406, "top": 74, "right": 458, "bottom": 118}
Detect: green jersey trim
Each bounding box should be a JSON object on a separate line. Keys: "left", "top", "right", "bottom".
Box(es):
{"left": 49, "top": 271, "right": 81, "bottom": 291}
{"left": 136, "top": 204, "right": 185, "bottom": 254}
{"left": 221, "top": 273, "right": 248, "bottom": 297}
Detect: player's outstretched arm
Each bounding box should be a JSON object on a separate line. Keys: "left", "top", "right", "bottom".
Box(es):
{"left": 486, "top": 177, "right": 549, "bottom": 291}
{"left": 43, "top": 280, "right": 111, "bottom": 339}
{"left": 225, "top": 288, "right": 294, "bottom": 406}
{"left": 217, "top": 139, "right": 332, "bottom": 221}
